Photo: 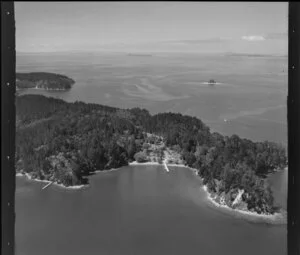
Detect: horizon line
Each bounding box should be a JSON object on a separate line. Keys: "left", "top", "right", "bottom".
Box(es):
{"left": 16, "top": 50, "right": 288, "bottom": 57}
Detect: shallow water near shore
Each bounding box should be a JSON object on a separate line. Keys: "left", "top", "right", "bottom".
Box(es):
{"left": 16, "top": 165, "right": 287, "bottom": 255}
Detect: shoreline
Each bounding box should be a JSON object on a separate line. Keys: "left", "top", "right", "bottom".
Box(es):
{"left": 34, "top": 87, "right": 70, "bottom": 91}
{"left": 16, "top": 161, "right": 197, "bottom": 190}
{"left": 16, "top": 163, "right": 286, "bottom": 223}
{"left": 129, "top": 161, "right": 196, "bottom": 172}
{"left": 129, "top": 161, "right": 160, "bottom": 166}
{"left": 16, "top": 172, "right": 87, "bottom": 190}
{"left": 17, "top": 87, "right": 70, "bottom": 91}
{"left": 202, "top": 183, "right": 286, "bottom": 224}
{"left": 16, "top": 164, "right": 128, "bottom": 190}
{"left": 94, "top": 167, "right": 123, "bottom": 174}
{"left": 128, "top": 162, "right": 286, "bottom": 222}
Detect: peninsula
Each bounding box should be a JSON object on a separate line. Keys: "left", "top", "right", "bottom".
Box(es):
{"left": 16, "top": 72, "right": 75, "bottom": 90}
{"left": 16, "top": 94, "right": 287, "bottom": 215}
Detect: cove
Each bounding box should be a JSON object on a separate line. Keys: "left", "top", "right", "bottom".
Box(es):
{"left": 16, "top": 165, "right": 287, "bottom": 255}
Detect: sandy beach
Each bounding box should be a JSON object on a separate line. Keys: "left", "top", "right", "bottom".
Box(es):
{"left": 129, "top": 161, "right": 160, "bottom": 166}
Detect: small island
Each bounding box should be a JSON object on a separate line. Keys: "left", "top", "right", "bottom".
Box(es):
{"left": 208, "top": 79, "right": 216, "bottom": 85}
{"left": 16, "top": 72, "right": 75, "bottom": 90}
{"left": 128, "top": 53, "right": 153, "bottom": 57}
{"left": 16, "top": 94, "right": 287, "bottom": 216}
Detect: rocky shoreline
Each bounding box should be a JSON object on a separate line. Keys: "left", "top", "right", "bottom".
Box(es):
{"left": 16, "top": 160, "right": 286, "bottom": 223}
{"left": 16, "top": 172, "right": 87, "bottom": 190}
{"left": 33, "top": 86, "right": 70, "bottom": 91}
{"left": 16, "top": 135, "right": 286, "bottom": 222}
{"left": 202, "top": 184, "right": 286, "bottom": 223}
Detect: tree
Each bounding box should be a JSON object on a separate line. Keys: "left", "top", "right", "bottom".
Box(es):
{"left": 127, "top": 137, "right": 137, "bottom": 160}
{"left": 241, "top": 169, "right": 257, "bottom": 192}
{"left": 134, "top": 151, "right": 148, "bottom": 163}
{"left": 16, "top": 93, "right": 287, "bottom": 209}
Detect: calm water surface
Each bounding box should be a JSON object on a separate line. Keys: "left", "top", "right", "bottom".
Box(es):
{"left": 16, "top": 53, "right": 287, "bottom": 255}
{"left": 16, "top": 166, "right": 287, "bottom": 255}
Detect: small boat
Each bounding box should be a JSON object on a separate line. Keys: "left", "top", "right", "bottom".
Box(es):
{"left": 208, "top": 79, "right": 216, "bottom": 85}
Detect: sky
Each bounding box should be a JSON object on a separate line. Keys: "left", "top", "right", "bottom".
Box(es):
{"left": 15, "top": 2, "right": 288, "bottom": 55}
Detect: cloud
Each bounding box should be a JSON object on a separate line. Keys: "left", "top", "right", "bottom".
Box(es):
{"left": 241, "top": 35, "right": 265, "bottom": 42}
{"left": 159, "top": 37, "right": 232, "bottom": 45}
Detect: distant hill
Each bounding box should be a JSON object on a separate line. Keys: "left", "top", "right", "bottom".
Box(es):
{"left": 16, "top": 72, "right": 75, "bottom": 90}
{"left": 127, "top": 53, "right": 153, "bottom": 57}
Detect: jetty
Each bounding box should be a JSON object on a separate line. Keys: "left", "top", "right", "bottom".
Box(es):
{"left": 163, "top": 161, "right": 170, "bottom": 172}
{"left": 42, "top": 182, "right": 53, "bottom": 190}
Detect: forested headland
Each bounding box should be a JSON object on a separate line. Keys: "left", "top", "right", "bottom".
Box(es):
{"left": 16, "top": 72, "right": 75, "bottom": 90}
{"left": 16, "top": 94, "right": 287, "bottom": 215}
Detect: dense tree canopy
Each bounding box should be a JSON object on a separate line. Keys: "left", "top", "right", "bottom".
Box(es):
{"left": 16, "top": 95, "right": 287, "bottom": 214}
{"left": 16, "top": 72, "right": 75, "bottom": 90}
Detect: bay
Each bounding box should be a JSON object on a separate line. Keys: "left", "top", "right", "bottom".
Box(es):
{"left": 15, "top": 166, "right": 287, "bottom": 255}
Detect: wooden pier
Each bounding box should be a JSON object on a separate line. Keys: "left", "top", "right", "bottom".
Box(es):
{"left": 42, "top": 182, "right": 53, "bottom": 190}
{"left": 163, "top": 161, "right": 170, "bottom": 172}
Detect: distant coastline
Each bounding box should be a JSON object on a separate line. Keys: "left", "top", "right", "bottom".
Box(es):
{"left": 224, "top": 52, "right": 288, "bottom": 58}
{"left": 127, "top": 53, "right": 153, "bottom": 57}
